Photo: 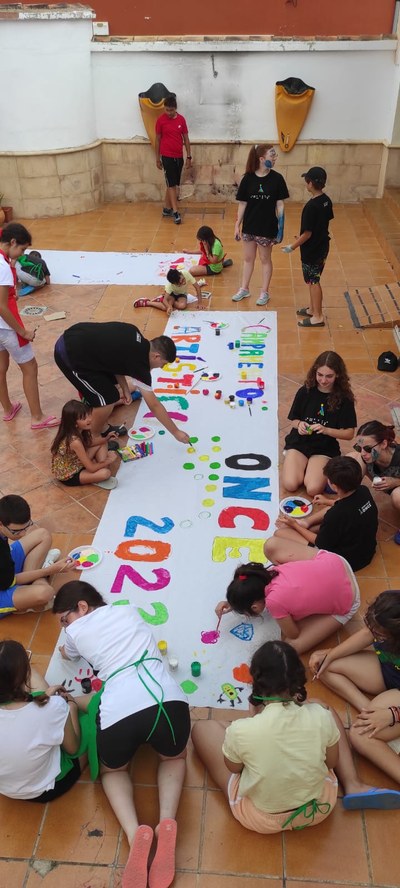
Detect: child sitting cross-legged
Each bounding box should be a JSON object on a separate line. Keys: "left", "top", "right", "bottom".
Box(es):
{"left": 133, "top": 267, "right": 202, "bottom": 315}
{"left": 266, "top": 455, "right": 378, "bottom": 572}
{"left": 51, "top": 399, "right": 119, "bottom": 491}
{"left": 0, "top": 494, "right": 77, "bottom": 617}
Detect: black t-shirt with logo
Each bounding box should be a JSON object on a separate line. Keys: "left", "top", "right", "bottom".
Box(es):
{"left": 0, "top": 536, "right": 16, "bottom": 592}
{"left": 315, "top": 486, "right": 378, "bottom": 571}
{"left": 236, "top": 170, "right": 289, "bottom": 238}
{"left": 285, "top": 385, "right": 357, "bottom": 458}
{"left": 300, "top": 194, "right": 334, "bottom": 264}
{"left": 64, "top": 322, "right": 152, "bottom": 387}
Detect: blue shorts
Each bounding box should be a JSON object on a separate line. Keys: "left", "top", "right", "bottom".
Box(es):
{"left": 0, "top": 540, "right": 25, "bottom": 618}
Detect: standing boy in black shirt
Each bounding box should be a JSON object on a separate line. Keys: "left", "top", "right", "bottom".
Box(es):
{"left": 282, "top": 166, "right": 334, "bottom": 328}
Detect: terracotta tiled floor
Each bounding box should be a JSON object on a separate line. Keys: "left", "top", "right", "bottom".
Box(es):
{"left": 0, "top": 200, "right": 399, "bottom": 887}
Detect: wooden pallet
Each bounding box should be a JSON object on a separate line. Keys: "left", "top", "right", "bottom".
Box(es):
{"left": 344, "top": 282, "right": 400, "bottom": 329}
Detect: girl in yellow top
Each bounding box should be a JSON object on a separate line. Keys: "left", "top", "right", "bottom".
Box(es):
{"left": 51, "top": 400, "right": 119, "bottom": 490}
{"left": 192, "top": 640, "right": 399, "bottom": 829}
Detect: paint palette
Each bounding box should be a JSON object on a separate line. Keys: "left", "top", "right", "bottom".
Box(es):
{"left": 279, "top": 496, "right": 313, "bottom": 518}
{"left": 204, "top": 321, "right": 229, "bottom": 330}
{"left": 127, "top": 425, "right": 155, "bottom": 442}
{"left": 68, "top": 546, "right": 103, "bottom": 570}
{"left": 200, "top": 372, "right": 221, "bottom": 383}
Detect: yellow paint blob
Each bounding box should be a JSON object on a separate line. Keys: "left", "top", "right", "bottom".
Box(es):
{"left": 202, "top": 498, "right": 215, "bottom": 507}
{"left": 199, "top": 455, "right": 210, "bottom": 462}
{"left": 205, "top": 484, "right": 217, "bottom": 492}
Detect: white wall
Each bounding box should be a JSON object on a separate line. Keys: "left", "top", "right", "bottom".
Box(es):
{"left": 0, "top": 18, "right": 96, "bottom": 151}
{"left": 92, "top": 43, "right": 400, "bottom": 144}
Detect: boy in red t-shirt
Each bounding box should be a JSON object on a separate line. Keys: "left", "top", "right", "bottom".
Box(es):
{"left": 155, "top": 94, "right": 192, "bottom": 225}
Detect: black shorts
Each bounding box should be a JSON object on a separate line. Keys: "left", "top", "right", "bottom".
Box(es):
{"left": 161, "top": 156, "right": 184, "bottom": 188}
{"left": 30, "top": 759, "right": 81, "bottom": 803}
{"left": 98, "top": 701, "right": 190, "bottom": 769}
{"left": 60, "top": 470, "right": 83, "bottom": 487}
{"left": 54, "top": 338, "right": 120, "bottom": 408}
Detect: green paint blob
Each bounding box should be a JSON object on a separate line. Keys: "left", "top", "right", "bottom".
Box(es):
{"left": 262, "top": 406, "right": 268, "bottom": 411}
{"left": 180, "top": 680, "right": 198, "bottom": 694}
{"left": 189, "top": 436, "right": 199, "bottom": 443}
{"left": 205, "top": 484, "right": 217, "bottom": 492}
{"left": 209, "top": 462, "right": 221, "bottom": 469}
{"left": 202, "top": 498, "right": 215, "bottom": 507}
{"left": 183, "top": 462, "right": 195, "bottom": 470}
{"left": 137, "top": 602, "right": 169, "bottom": 626}
{"left": 211, "top": 435, "right": 221, "bottom": 442}
{"left": 209, "top": 474, "right": 219, "bottom": 481}
{"left": 158, "top": 430, "right": 166, "bottom": 435}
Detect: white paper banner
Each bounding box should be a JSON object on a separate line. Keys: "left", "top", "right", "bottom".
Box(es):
{"left": 37, "top": 251, "right": 201, "bottom": 285}
{"left": 47, "top": 312, "right": 280, "bottom": 709}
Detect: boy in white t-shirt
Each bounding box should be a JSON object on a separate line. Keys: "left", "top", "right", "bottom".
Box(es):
{"left": 0, "top": 223, "right": 59, "bottom": 429}
{"left": 133, "top": 267, "right": 202, "bottom": 315}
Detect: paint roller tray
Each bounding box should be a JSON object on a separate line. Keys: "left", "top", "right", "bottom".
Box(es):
{"left": 68, "top": 546, "right": 103, "bottom": 569}
{"left": 279, "top": 496, "right": 313, "bottom": 518}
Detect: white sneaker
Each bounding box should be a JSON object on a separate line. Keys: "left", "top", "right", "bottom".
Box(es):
{"left": 256, "top": 292, "right": 270, "bottom": 306}
{"left": 232, "top": 288, "right": 250, "bottom": 303}
{"left": 42, "top": 548, "right": 61, "bottom": 569}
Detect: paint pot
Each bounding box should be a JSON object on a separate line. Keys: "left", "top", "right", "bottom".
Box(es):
{"left": 168, "top": 657, "right": 179, "bottom": 670}
{"left": 157, "top": 640, "right": 168, "bottom": 655}
{"left": 229, "top": 395, "right": 235, "bottom": 402}
{"left": 228, "top": 342, "right": 234, "bottom": 350}
{"left": 215, "top": 390, "right": 222, "bottom": 400}
{"left": 191, "top": 661, "right": 201, "bottom": 677}
{"left": 81, "top": 677, "right": 92, "bottom": 694}
{"left": 373, "top": 476, "right": 383, "bottom": 486}
{"left": 235, "top": 339, "right": 240, "bottom": 348}
{"left": 224, "top": 398, "right": 230, "bottom": 405}
{"left": 202, "top": 388, "right": 209, "bottom": 396}
{"left": 238, "top": 399, "right": 245, "bottom": 407}
{"left": 215, "top": 328, "right": 221, "bottom": 336}
{"left": 247, "top": 397, "right": 253, "bottom": 405}
{"left": 229, "top": 402, "right": 236, "bottom": 409}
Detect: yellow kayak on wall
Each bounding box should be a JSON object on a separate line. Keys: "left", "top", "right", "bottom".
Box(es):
{"left": 275, "top": 78, "right": 315, "bottom": 153}
{"left": 138, "top": 83, "right": 174, "bottom": 149}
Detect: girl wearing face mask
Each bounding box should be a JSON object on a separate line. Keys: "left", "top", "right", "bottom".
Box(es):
{"left": 350, "top": 421, "right": 400, "bottom": 544}
{"left": 233, "top": 145, "right": 289, "bottom": 306}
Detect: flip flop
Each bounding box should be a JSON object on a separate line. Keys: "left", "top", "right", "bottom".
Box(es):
{"left": 149, "top": 819, "right": 177, "bottom": 888}
{"left": 18, "top": 285, "right": 36, "bottom": 297}
{"left": 101, "top": 423, "right": 127, "bottom": 438}
{"left": 122, "top": 824, "right": 154, "bottom": 888}
{"left": 342, "top": 788, "right": 400, "bottom": 810}
{"left": 31, "top": 416, "right": 60, "bottom": 430}
{"left": 151, "top": 295, "right": 165, "bottom": 304}
{"left": 298, "top": 318, "right": 325, "bottom": 328}
{"left": 3, "top": 401, "right": 22, "bottom": 422}
{"left": 296, "top": 307, "right": 312, "bottom": 317}
{"left": 133, "top": 298, "right": 150, "bottom": 308}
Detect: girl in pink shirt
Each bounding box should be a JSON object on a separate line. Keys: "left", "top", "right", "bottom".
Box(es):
{"left": 215, "top": 550, "right": 360, "bottom": 654}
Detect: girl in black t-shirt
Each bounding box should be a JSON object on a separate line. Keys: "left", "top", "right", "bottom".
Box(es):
{"left": 233, "top": 145, "right": 289, "bottom": 307}
{"left": 349, "top": 420, "right": 400, "bottom": 544}
{"left": 282, "top": 351, "right": 356, "bottom": 497}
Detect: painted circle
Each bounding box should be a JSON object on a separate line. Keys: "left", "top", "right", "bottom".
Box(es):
{"left": 262, "top": 406, "right": 268, "bottom": 411}
{"left": 211, "top": 436, "right": 221, "bottom": 442}
{"left": 199, "top": 455, "right": 209, "bottom": 462}
{"left": 279, "top": 496, "right": 313, "bottom": 519}
{"left": 202, "top": 498, "right": 215, "bottom": 507}
{"left": 158, "top": 430, "right": 166, "bottom": 435}
{"left": 194, "top": 473, "right": 204, "bottom": 480}
{"left": 68, "top": 546, "right": 103, "bottom": 570}
{"left": 198, "top": 511, "right": 212, "bottom": 519}
{"left": 189, "top": 436, "right": 199, "bottom": 443}
{"left": 205, "top": 484, "right": 217, "bottom": 491}
{"left": 183, "top": 462, "right": 195, "bottom": 470}
{"left": 187, "top": 447, "right": 195, "bottom": 453}
{"left": 211, "top": 446, "right": 221, "bottom": 452}
{"left": 208, "top": 474, "right": 219, "bottom": 480}
{"left": 128, "top": 425, "right": 155, "bottom": 442}
{"left": 209, "top": 462, "right": 221, "bottom": 469}
{"left": 180, "top": 519, "right": 193, "bottom": 528}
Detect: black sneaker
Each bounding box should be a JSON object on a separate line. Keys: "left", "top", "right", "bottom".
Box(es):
{"left": 101, "top": 423, "right": 128, "bottom": 438}
{"left": 173, "top": 212, "right": 182, "bottom": 225}
{"left": 162, "top": 208, "right": 173, "bottom": 217}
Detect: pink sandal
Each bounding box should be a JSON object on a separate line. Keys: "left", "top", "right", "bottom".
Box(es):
{"left": 3, "top": 402, "right": 22, "bottom": 422}
{"left": 149, "top": 819, "right": 177, "bottom": 888}
{"left": 151, "top": 295, "right": 165, "bottom": 304}
{"left": 122, "top": 825, "right": 153, "bottom": 888}
{"left": 31, "top": 416, "right": 60, "bottom": 430}
{"left": 133, "top": 298, "right": 150, "bottom": 308}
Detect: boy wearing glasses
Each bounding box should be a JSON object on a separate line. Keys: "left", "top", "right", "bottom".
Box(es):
{"left": 0, "top": 494, "right": 74, "bottom": 617}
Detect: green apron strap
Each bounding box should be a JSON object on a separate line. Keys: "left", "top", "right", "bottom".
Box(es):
{"left": 282, "top": 798, "right": 331, "bottom": 830}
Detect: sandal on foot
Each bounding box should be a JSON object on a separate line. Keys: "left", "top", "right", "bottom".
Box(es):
{"left": 342, "top": 788, "right": 400, "bottom": 810}
{"left": 94, "top": 477, "right": 118, "bottom": 489}
{"left": 31, "top": 416, "right": 60, "bottom": 430}
{"left": 3, "top": 402, "right": 22, "bottom": 422}
{"left": 298, "top": 318, "right": 325, "bottom": 328}
{"left": 133, "top": 298, "right": 150, "bottom": 308}
{"left": 122, "top": 825, "right": 154, "bottom": 888}
{"left": 149, "top": 819, "right": 177, "bottom": 888}
{"left": 151, "top": 295, "right": 165, "bottom": 304}
{"left": 101, "top": 424, "right": 127, "bottom": 438}
{"left": 296, "top": 307, "right": 312, "bottom": 317}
